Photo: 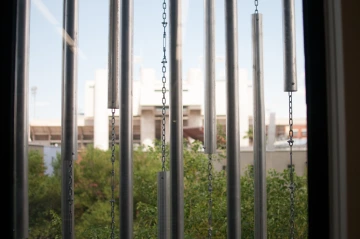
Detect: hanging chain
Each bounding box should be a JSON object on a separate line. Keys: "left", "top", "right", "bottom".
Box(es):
{"left": 287, "top": 92, "right": 295, "bottom": 238}
{"left": 161, "top": 0, "right": 168, "bottom": 172}
{"left": 68, "top": 158, "right": 73, "bottom": 235}
{"left": 208, "top": 154, "right": 213, "bottom": 239}
{"left": 110, "top": 109, "right": 116, "bottom": 239}
{"left": 254, "top": 0, "right": 259, "bottom": 13}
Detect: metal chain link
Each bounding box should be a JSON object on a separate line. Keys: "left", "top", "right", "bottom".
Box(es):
{"left": 110, "top": 109, "right": 116, "bottom": 239}
{"left": 254, "top": 0, "right": 259, "bottom": 13}
{"left": 287, "top": 92, "right": 295, "bottom": 238}
{"left": 208, "top": 154, "right": 213, "bottom": 239}
{"left": 68, "top": 159, "right": 73, "bottom": 235}
{"left": 161, "top": 0, "right": 168, "bottom": 172}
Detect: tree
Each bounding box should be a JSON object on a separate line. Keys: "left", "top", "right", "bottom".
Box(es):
{"left": 216, "top": 123, "right": 226, "bottom": 150}
{"left": 243, "top": 127, "right": 254, "bottom": 146}
{"left": 28, "top": 141, "right": 308, "bottom": 238}
{"left": 28, "top": 150, "right": 61, "bottom": 238}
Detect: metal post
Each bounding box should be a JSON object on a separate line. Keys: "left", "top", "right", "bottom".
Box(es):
{"left": 61, "top": 0, "right": 78, "bottom": 238}
{"left": 282, "top": 0, "right": 297, "bottom": 92}
{"left": 252, "top": 13, "right": 267, "bottom": 239}
{"left": 169, "top": 0, "right": 184, "bottom": 237}
{"left": 158, "top": 171, "right": 171, "bottom": 239}
{"left": 224, "top": 0, "right": 241, "bottom": 237}
{"left": 283, "top": 1, "right": 297, "bottom": 237}
{"left": 14, "top": 0, "right": 30, "bottom": 238}
{"left": 119, "top": 0, "right": 133, "bottom": 238}
{"left": 204, "top": 0, "right": 216, "bottom": 154}
{"left": 108, "top": 0, "right": 120, "bottom": 109}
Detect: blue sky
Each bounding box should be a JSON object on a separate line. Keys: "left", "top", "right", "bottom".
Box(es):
{"left": 29, "top": 0, "right": 306, "bottom": 120}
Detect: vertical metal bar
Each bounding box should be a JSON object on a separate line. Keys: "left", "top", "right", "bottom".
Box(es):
{"left": 324, "top": 1, "right": 348, "bottom": 238}
{"left": 108, "top": 0, "right": 120, "bottom": 109}
{"left": 204, "top": 0, "right": 217, "bottom": 154}
{"left": 224, "top": 0, "right": 241, "bottom": 237}
{"left": 61, "top": 0, "right": 78, "bottom": 238}
{"left": 14, "top": 0, "right": 30, "bottom": 238}
{"left": 282, "top": 0, "right": 297, "bottom": 92}
{"left": 169, "top": 0, "right": 184, "bottom": 238}
{"left": 119, "top": 0, "right": 133, "bottom": 238}
{"left": 158, "top": 171, "right": 171, "bottom": 239}
{"left": 252, "top": 13, "right": 267, "bottom": 239}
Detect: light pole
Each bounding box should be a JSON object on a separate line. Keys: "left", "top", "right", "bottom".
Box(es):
{"left": 31, "top": 86, "right": 37, "bottom": 119}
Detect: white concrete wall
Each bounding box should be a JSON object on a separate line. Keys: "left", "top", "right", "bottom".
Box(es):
{"left": 133, "top": 80, "right": 141, "bottom": 116}
{"left": 239, "top": 69, "right": 250, "bottom": 146}
{"left": 184, "top": 68, "right": 203, "bottom": 107}
{"left": 248, "top": 83, "right": 254, "bottom": 118}
{"left": 188, "top": 109, "right": 202, "bottom": 127}
{"left": 267, "top": 112, "right": 277, "bottom": 150}
{"left": 94, "top": 69, "right": 109, "bottom": 150}
{"left": 214, "top": 69, "right": 250, "bottom": 146}
{"left": 89, "top": 67, "right": 252, "bottom": 148}
{"left": 214, "top": 150, "right": 307, "bottom": 176}
{"left": 141, "top": 109, "right": 155, "bottom": 147}
{"left": 215, "top": 79, "right": 226, "bottom": 116}
{"left": 84, "top": 81, "right": 95, "bottom": 117}
{"left": 139, "top": 68, "right": 162, "bottom": 106}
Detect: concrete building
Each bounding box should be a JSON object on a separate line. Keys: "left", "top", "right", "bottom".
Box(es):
{"left": 29, "top": 67, "right": 307, "bottom": 150}
{"left": 29, "top": 67, "right": 307, "bottom": 175}
{"left": 30, "top": 67, "right": 251, "bottom": 148}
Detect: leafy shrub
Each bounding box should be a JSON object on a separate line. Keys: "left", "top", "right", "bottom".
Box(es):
{"left": 28, "top": 141, "right": 307, "bottom": 238}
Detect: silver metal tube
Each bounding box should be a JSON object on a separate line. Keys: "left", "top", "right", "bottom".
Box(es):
{"left": 158, "top": 171, "right": 171, "bottom": 239}
{"left": 61, "top": 0, "right": 78, "bottom": 238}
{"left": 169, "top": 0, "right": 184, "bottom": 237}
{"left": 252, "top": 13, "right": 267, "bottom": 239}
{"left": 282, "top": 0, "right": 297, "bottom": 92}
{"left": 224, "top": 0, "right": 241, "bottom": 237}
{"left": 14, "top": 0, "right": 30, "bottom": 238}
{"left": 119, "top": 0, "right": 133, "bottom": 238}
{"left": 204, "top": 0, "right": 217, "bottom": 154}
{"left": 108, "top": 0, "right": 120, "bottom": 109}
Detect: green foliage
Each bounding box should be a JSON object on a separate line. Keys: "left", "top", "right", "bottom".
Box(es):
{"left": 28, "top": 141, "right": 307, "bottom": 239}
{"left": 216, "top": 123, "right": 226, "bottom": 150}
{"left": 266, "top": 168, "right": 308, "bottom": 238}
{"left": 28, "top": 150, "right": 62, "bottom": 238}
{"left": 243, "top": 127, "right": 253, "bottom": 140}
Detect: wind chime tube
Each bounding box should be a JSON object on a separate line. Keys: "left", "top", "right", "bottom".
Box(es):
{"left": 282, "top": 0, "right": 297, "bottom": 92}
{"left": 169, "top": 0, "right": 184, "bottom": 237}
{"left": 252, "top": 13, "right": 267, "bottom": 239}
{"left": 158, "top": 171, "right": 171, "bottom": 239}
{"left": 61, "top": 0, "right": 78, "bottom": 238}
{"left": 204, "top": 0, "right": 217, "bottom": 154}
{"left": 108, "top": 0, "right": 120, "bottom": 109}
{"left": 224, "top": 0, "right": 241, "bottom": 238}
{"left": 14, "top": 0, "right": 30, "bottom": 238}
{"left": 119, "top": 0, "right": 134, "bottom": 238}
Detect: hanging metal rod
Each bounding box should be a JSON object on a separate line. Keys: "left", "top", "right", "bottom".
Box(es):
{"left": 61, "top": 0, "right": 78, "bottom": 238}
{"left": 252, "top": 12, "right": 267, "bottom": 239}
{"left": 119, "top": 0, "right": 134, "bottom": 238}
{"left": 158, "top": 171, "right": 171, "bottom": 238}
{"left": 204, "top": 0, "right": 217, "bottom": 154}
{"left": 14, "top": 0, "right": 31, "bottom": 238}
{"left": 224, "top": 0, "right": 241, "bottom": 237}
{"left": 108, "top": 0, "right": 120, "bottom": 109}
{"left": 169, "top": 0, "right": 184, "bottom": 237}
{"left": 282, "top": 0, "right": 297, "bottom": 92}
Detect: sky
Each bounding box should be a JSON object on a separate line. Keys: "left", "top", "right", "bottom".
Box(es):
{"left": 29, "top": 0, "right": 306, "bottom": 121}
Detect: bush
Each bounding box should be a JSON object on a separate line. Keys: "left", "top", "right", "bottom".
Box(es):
{"left": 28, "top": 141, "right": 307, "bottom": 238}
